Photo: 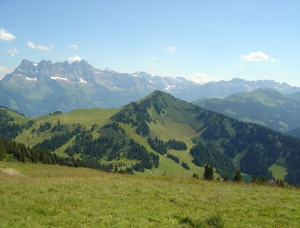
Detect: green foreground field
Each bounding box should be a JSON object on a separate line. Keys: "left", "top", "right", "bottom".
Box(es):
{"left": 1, "top": 162, "right": 300, "bottom": 228}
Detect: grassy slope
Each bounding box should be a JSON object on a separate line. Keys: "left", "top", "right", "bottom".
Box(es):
{"left": 1, "top": 161, "right": 300, "bottom": 228}
{"left": 269, "top": 164, "right": 288, "bottom": 180}
{"left": 14, "top": 108, "right": 120, "bottom": 147}
{"left": 4, "top": 92, "right": 295, "bottom": 180}
{"left": 119, "top": 123, "right": 203, "bottom": 178}
{"left": 7, "top": 104, "right": 203, "bottom": 178}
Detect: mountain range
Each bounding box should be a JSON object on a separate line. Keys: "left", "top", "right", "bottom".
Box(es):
{"left": 1, "top": 59, "right": 300, "bottom": 117}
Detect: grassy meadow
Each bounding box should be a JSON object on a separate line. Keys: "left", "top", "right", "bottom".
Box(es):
{"left": 1, "top": 161, "right": 300, "bottom": 228}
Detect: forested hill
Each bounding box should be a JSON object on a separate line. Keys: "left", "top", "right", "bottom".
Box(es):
{"left": 112, "top": 90, "right": 300, "bottom": 183}
{"left": 1, "top": 91, "right": 300, "bottom": 184}
{"left": 193, "top": 88, "right": 300, "bottom": 133}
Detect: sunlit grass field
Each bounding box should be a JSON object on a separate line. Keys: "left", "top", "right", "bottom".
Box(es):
{"left": 1, "top": 161, "right": 300, "bottom": 227}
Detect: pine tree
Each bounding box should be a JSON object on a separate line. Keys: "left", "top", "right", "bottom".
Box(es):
{"left": 0, "top": 144, "right": 5, "bottom": 161}
{"left": 234, "top": 169, "right": 242, "bottom": 183}
{"left": 223, "top": 173, "right": 229, "bottom": 182}
{"left": 203, "top": 164, "right": 214, "bottom": 181}
{"left": 251, "top": 172, "right": 257, "bottom": 184}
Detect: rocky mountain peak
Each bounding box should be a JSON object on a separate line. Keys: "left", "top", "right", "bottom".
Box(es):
{"left": 16, "top": 59, "right": 37, "bottom": 71}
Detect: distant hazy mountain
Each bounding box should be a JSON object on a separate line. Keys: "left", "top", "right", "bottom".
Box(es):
{"left": 1, "top": 59, "right": 300, "bottom": 117}
{"left": 179, "top": 78, "right": 300, "bottom": 102}
{"left": 194, "top": 88, "right": 300, "bottom": 133}
{"left": 286, "top": 127, "right": 300, "bottom": 139}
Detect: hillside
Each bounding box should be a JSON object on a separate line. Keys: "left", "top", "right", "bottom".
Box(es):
{"left": 1, "top": 162, "right": 300, "bottom": 228}
{"left": 286, "top": 127, "right": 300, "bottom": 139}
{"left": 2, "top": 91, "right": 300, "bottom": 184}
{"left": 193, "top": 88, "right": 300, "bottom": 133}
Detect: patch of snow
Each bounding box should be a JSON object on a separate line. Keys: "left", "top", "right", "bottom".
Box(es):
{"left": 131, "top": 74, "right": 137, "bottom": 77}
{"left": 25, "top": 77, "right": 37, "bottom": 81}
{"left": 33, "top": 63, "right": 38, "bottom": 67}
{"left": 50, "top": 76, "right": 69, "bottom": 81}
{"left": 165, "top": 84, "right": 176, "bottom": 90}
{"left": 79, "top": 77, "right": 87, "bottom": 83}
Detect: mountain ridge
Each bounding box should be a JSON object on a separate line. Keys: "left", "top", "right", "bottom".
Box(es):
{"left": 1, "top": 59, "right": 300, "bottom": 117}
{"left": 193, "top": 88, "right": 300, "bottom": 133}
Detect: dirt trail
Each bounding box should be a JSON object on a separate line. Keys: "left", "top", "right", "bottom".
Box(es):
{"left": 0, "top": 168, "right": 25, "bottom": 177}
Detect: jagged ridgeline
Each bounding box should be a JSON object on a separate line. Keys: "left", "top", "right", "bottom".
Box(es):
{"left": 111, "top": 91, "right": 300, "bottom": 183}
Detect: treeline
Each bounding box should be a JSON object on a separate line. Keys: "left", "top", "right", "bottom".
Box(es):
{"left": 64, "top": 123, "right": 160, "bottom": 172}
{"left": 112, "top": 101, "right": 151, "bottom": 136}
{"left": 127, "top": 139, "right": 159, "bottom": 169}
{"left": 0, "top": 136, "right": 139, "bottom": 174}
{"left": 181, "top": 161, "right": 190, "bottom": 170}
{"left": 51, "top": 120, "right": 67, "bottom": 132}
{"left": 190, "top": 142, "right": 235, "bottom": 177}
{"left": 166, "top": 139, "right": 187, "bottom": 150}
{"left": 0, "top": 136, "right": 137, "bottom": 175}
{"left": 0, "top": 137, "right": 83, "bottom": 166}
{"left": 194, "top": 164, "right": 292, "bottom": 188}
{"left": 34, "top": 124, "right": 82, "bottom": 151}
{"left": 0, "top": 108, "right": 35, "bottom": 140}
{"left": 167, "top": 153, "right": 180, "bottom": 163}
{"left": 147, "top": 137, "right": 167, "bottom": 154}
{"left": 147, "top": 136, "right": 188, "bottom": 155}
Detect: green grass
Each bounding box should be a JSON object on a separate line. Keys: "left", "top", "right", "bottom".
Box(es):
{"left": 269, "top": 164, "right": 288, "bottom": 180}
{"left": 14, "top": 108, "right": 120, "bottom": 147}
{"left": 119, "top": 122, "right": 204, "bottom": 178}
{"left": 1, "top": 161, "right": 300, "bottom": 227}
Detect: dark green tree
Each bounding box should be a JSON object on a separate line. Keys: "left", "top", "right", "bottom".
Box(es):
{"left": 223, "top": 173, "right": 229, "bottom": 182}
{"left": 203, "top": 164, "right": 214, "bottom": 181}
{"left": 251, "top": 172, "right": 257, "bottom": 184}
{"left": 234, "top": 169, "right": 242, "bottom": 183}
{"left": 258, "top": 175, "right": 267, "bottom": 184}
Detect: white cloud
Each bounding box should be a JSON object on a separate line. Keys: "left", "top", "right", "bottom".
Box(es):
{"left": 239, "top": 65, "right": 244, "bottom": 69}
{"left": 0, "top": 28, "right": 16, "bottom": 41}
{"left": 0, "top": 65, "right": 13, "bottom": 79}
{"left": 71, "top": 44, "right": 78, "bottom": 51}
{"left": 27, "top": 41, "right": 54, "bottom": 51}
{"left": 270, "top": 58, "right": 280, "bottom": 62}
{"left": 6, "top": 48, "right": 18, "bottom": 57}
{"left": 67, "top": 55, "right": 82, "bottom": 62}
{"left": 241, "top": 51, "right": 269, "bottom": 62}
{"left": 166, "top": 46, "right": 177, "bottom": 53}
{"left": 183, "top": 73, "right": 220, "bottom": 84}
{"left": 150, "top": 57, "right": 156, "bottom": 61}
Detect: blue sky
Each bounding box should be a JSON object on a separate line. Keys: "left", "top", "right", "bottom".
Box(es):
{"left": 1, "top": 0, "right": 299, "bottom": 86}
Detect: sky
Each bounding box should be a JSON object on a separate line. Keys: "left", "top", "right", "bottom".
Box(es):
{"left": 0, "top": 0, "right": 299, "bottom": 86}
